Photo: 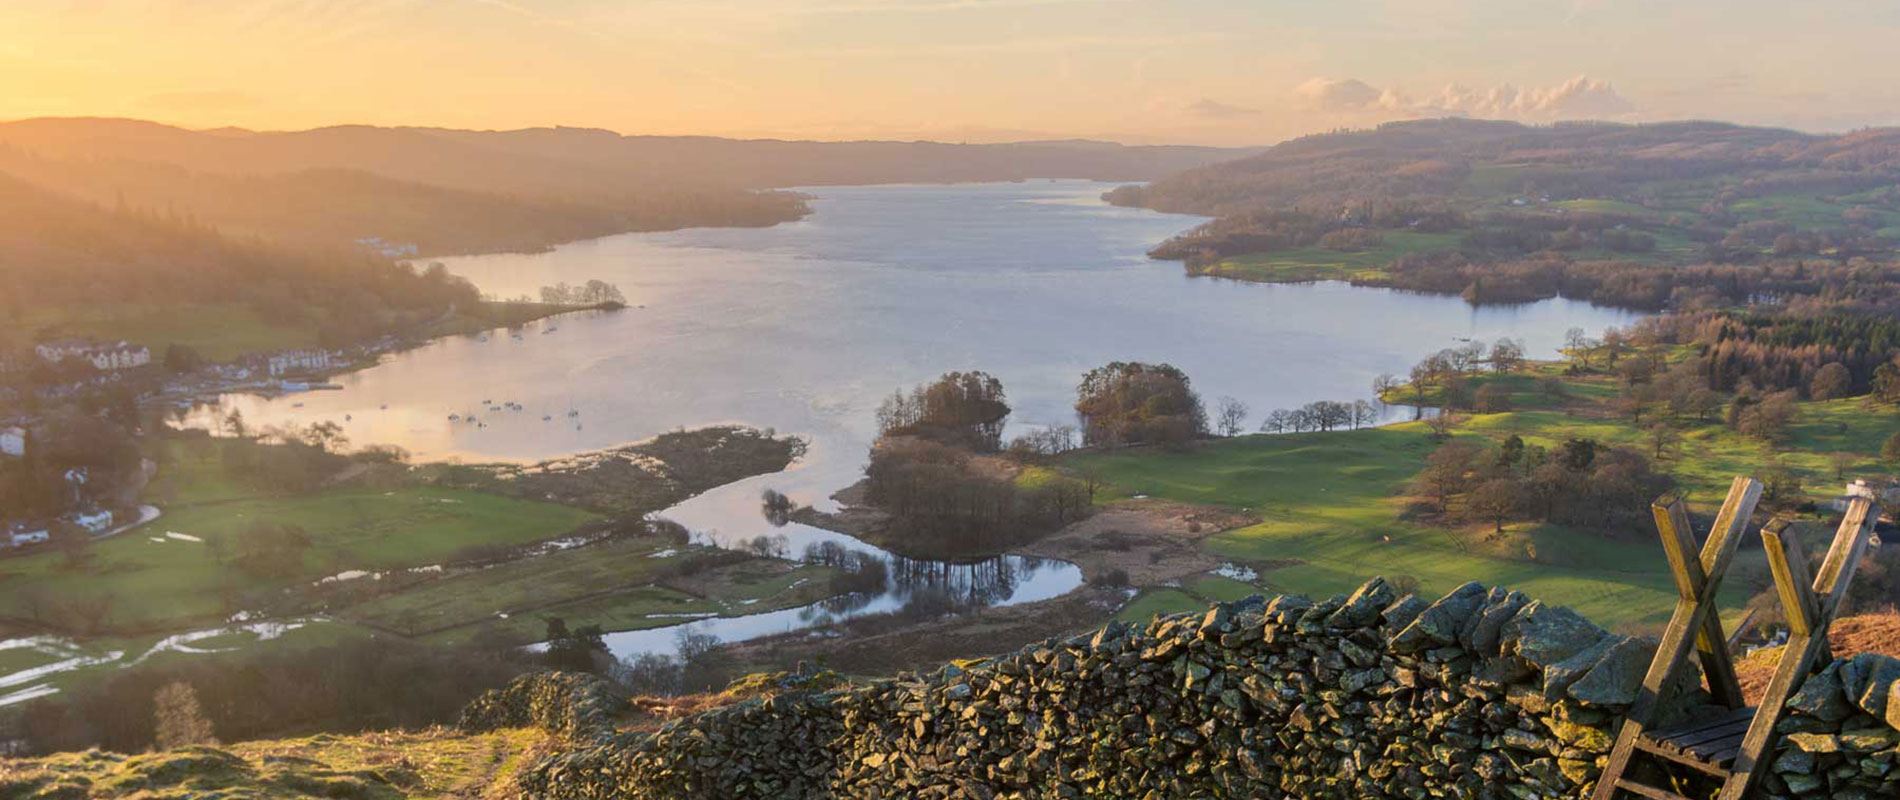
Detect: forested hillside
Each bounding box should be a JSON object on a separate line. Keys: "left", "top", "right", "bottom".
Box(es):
{"left": 0, "top": 119, "right": 1245, "bottom": 258}
{"left": 1110, "top": 119, "right": 1900, "bottom": 300}
{"left": 0, "top": 171, "right": 478, "bottom": 350}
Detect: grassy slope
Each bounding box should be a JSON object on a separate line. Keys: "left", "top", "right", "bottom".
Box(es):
{"left": 1203, "top": 231, "right": 1461, "bottom": 283}
{"left": 343, "top": 538, "right": 838, "bottom": 645}
{"left": 0, "top": 485, "right": 597, "bottom": 632}
{"left": 1071, "top": 426, "right": 1711, "bottom": 631}
{"left": 1073, "top": 356, "right": 1900, "bottom": 632}
{"left": 0, "top": 726, "right": 551, "bottom": 800}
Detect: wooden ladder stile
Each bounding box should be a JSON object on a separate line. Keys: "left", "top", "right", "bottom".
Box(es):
{"left": 1594, "top": 480, "right": 1881, "bottom": 800}
{"left": 1714, "top": 495, "right": 1878, "bottom": 800}
{"left": 1593, "top": 477, "right": 1760, "bottom": 800}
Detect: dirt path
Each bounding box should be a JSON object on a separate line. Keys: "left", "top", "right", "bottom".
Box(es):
{"left": 1021, "top": 499, "right": 1259, "bottom": 586}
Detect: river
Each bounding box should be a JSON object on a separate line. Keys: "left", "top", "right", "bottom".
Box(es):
{"left": 191, "top": 181, "right": 1641, "bottom": 659}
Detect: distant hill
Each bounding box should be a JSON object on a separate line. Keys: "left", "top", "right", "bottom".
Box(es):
{"left": 0, "top": 170, "right": 478, "bottom": 352}
{"left": 1107, "top": 118, "right": 1900, "bottom": 293}
{"left": 0, "top": 118, "right": 1250, "bottom": 257}
{"left": 1104, "top": 118, "right": 1899, "bottom": 216}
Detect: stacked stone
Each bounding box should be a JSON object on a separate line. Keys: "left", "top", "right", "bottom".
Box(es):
{"left": 520, "top": 691, "right": 846, "bottom": 799}
{"left": 459, "top": 670, "right": 625, "bottom": 744}
{"left": 1765, "top": 652, "right": 1900, "bottom": 798}
{"left": 505, "top": 578, "right": 1900, "bottom": 799}
{"left": 816, "top": 578, "right": 1665, "bottom": 800}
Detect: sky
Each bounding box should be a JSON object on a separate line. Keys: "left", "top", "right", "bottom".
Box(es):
{"left": 3, "top": 0, "right": 1898, "bottom": 146}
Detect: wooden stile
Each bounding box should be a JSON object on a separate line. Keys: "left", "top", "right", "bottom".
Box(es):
{"left": 1594, "top": 480, "right": 1880, "bottom": 800}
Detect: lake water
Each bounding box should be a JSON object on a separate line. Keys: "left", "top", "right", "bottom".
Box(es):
{"left": 194, "top": 181, "right": 1640, "bottom": 658}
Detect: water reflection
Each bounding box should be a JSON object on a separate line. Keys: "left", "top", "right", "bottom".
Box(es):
{"left": 177, "top": 181, "right": 1640, "bottom": 659}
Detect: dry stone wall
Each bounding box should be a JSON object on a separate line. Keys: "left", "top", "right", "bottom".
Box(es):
{"left": 511, "top": 579, "right": 1900, "bottom": 799}
{"left": 460, "top": 670, "right": 624, "bottom": 744}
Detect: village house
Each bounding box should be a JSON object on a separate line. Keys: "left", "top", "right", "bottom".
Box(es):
{"left": 67, "top": 508, "right": 112, "bottom": 534}
{"left": 268, "top": 349, "right": 335, "bottom": 377}
{"left": 4, "top": 523, "right": 49, "bottom": 549}
{"left": 35, "top": 339, "right": 152, "bottom": 371}
{"left": 0, "top": 426, "right": 23, "bottom": 458}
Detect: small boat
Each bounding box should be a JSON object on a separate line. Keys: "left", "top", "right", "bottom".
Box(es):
{"left": 543, "top": 415, "right": 552, "bottom": 422}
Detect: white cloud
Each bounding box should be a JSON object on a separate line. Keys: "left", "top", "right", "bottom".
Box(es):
{"left": 1184, "top": 98, "right": 1260, "bottom": 119}
{"left": 1297, "top": 75, "right": 1636, "bottom": 121}
{"left": 1294, "top": 78, "right": 1383, "bottom": 111}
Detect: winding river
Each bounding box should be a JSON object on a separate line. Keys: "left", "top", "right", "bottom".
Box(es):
{"left": 193, "top": 181, "right": 1641, "bottom": 659}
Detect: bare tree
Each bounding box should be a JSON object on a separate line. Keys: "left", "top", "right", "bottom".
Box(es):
{"left": 1214, "top": 397, "right": 1249, "bottom": 437}
{"left": 1371, "top": 373, "right": 1399, "bottom": 403}
{"left": 1351, "top": 400, "right": 1379, "bottom": 429}
{"left": 154, "top": 682, "right": 217, "bottom": 749}
{"left": 1489, "top": 338, "right": 1525, "bottom": 373}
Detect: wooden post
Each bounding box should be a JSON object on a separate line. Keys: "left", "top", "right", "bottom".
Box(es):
{"left": 1592, "top": 478, "right": 1761, "bottom": 800}
{"left": 1716, "top": 496, "right": 1878, "bottom": 800}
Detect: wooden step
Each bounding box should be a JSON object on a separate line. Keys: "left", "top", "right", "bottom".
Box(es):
{"left": 1613, "top": 777, "right": 1696, "bottom": 800}
{"left": 1635, "top": 706, "right": 1755, "bottom": 776}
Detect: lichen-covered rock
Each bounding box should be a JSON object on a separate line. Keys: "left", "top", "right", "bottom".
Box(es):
{"left": 1501, "top": 602, "right": 1607, "bottom": 668}
{"left": 459, "top": 670, "right": 625, "bottom": 743}
{"left": 1391, "top": 581, "right": 1488, "bottom": 652}
{"left": 1566, "top": 636, "right": 1653, "bottom": 708}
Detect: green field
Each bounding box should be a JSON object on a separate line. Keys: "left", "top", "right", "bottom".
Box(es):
{"left": 1551, "top": 198, "right": 1660, "bottom": 218}
{"left": 1204, "top": 231, "right": 1462, "bottom": 283}
{"left": 1068, "top": 423, "right": 1753, "bottom": 632}
{"left": 10, "top": 303, "right": 323, "bottom": 363}
{"left": 1075, "top": 349, "right": 1900, "bottom": 632}
{"left": 0, "top": 486, "right": 597, "bottom": 633}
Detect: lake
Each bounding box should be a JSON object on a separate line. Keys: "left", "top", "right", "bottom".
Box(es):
{"left": 195, "top": 180, "right": 1641, "bottom": 657}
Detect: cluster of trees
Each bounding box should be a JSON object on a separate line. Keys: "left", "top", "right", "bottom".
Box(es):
{"left": 1257, "top": 400, "right": 1380, "bottom": 433}
{"left": 1671, "top": 311, "right": 1900, "bottom": 396}
{"left": 876, "top": 371, "right": 1012, "bottom": 452}
{"left": 0, "top": 410, "right": 142, "bottom": 520}
{"left": 864, "top": 436, "right": 1092, "bottom": 556}
{"left": 536, "top": 280, "right": 627, "bottom": 306}
{"left": 1413, "top": 435, "right": 1675, "bottom": 536}
{"left": 1003, "top": 424, "right": 1080, "bottom": 458}
{"left": 1379, "top": 338, "right": 1528, "bottom": 414}
{"left": 211, "top": 426, "right": 352, "bottom": 495}
{"left": 800, "top": 541, "right": 892, "bottom": 596}
{"left": 1074, "top": 362, "right": 1207, "bottom": 448}
{"left": 858, "top": 372, "right": 1098, "bottom": 557}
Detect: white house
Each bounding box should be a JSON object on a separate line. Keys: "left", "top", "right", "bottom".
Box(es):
{"left": 68, "top": 509, "right": 112, "bottom": 534}
{"left": 268, "top": 349, "right": 335, "bottom": 377}
{"left": 0, "top": 427, "right": 23, "bottom": 458}
{"left": 5, "top": 526, "right": 49, "bottom": 549}
{"left": 36, "top": 339, "right": 151, "bottom": 371}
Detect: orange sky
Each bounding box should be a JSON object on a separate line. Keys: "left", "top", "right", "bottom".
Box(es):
{"left": 4, "top": 1, "right": 1898, "bottom": 146}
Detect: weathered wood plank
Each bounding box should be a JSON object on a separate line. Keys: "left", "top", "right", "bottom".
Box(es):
{"left": 1716, "top": 496, "right": 1879, "bottom": 800}
{"left": 1615, "top": 778, "right": 1696, "bottom": 800}
{"left": 1598, "top": 479, "right": 1760, "bottom": 799}
{"left": 1761, "top": 518, "right": 1816, "bottom": 638}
